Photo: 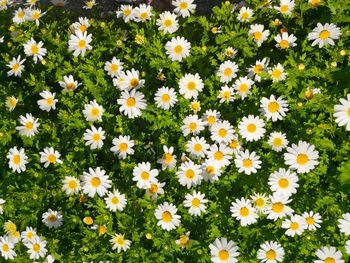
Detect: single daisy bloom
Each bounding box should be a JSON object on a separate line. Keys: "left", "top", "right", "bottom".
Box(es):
{"left": 27, "top": 0, "right": 38, "bottom": 6}
{"left": 154, "top": 202, "right": 181, "bottom": 231}
{"left": 302, "top": 211, "right": 322, "bottom": 231}
{"left": 217, "top": 60, "right": 238, "bottom": 83}
{"left": 104, "top": 57, "right": 123, "bottom": 78}
{"left": 207, "top": 144, "right": 233, "bottom": 168}
{"left": 234, "top": 149, "right": 262, "bottom": 175}
{"left": 51, "top": 0, "right": 68, "bottom": 7}
{"left": 117, "top": 89, "right": 147, "bottom": 119}
{"left": 201, "top": 159, "right": 222, "bottom": 182}
{"left": 281, "top": 215, "right": 307, "bottom": 237}
{"left": 71, "top": 17, "right": 90, "bottom": 34}
{"left": 81, "top": 167, "right": 112, "bottom": 197}
{"left": 165, "top": 36, "right": 191, "bottom": 62}
{"left": 269, "top": 63, "right": 287, "bottom": 82}
{"left": 154, "top": 86, "right": 178, "bottom": 110}
{"left": 176, "top": 232, "right": 193, "bottom": 249}
{"left": 284, "top": 141, "right": 319, "bottom": 174}
{"left": 238, "top": 115, "right": 265, "bottom": 142}
{"left": 268, "top": 168, "right": 299, "bottom": 198}
{"left": 7, "top": 55, "right": 25, "bottom": 77}
{"left": 237, "top": 6, "right": 253, "bottom": 22}
{"left": 23, "top": 38, "right": 47, "bottom": 64}
{"left": 230, "top": 197, "right": 259, "bottom": 226}
{"left": 59, "top": 75, "right": 82, "bottom": 92}
{"left": 224, "top": 47, "right": 237, "bottom": 59}
{"left": 119, "top": 68, "right": 145, "bottom": 91}
{"left": 274, "top": 32, "right": 297, "bottom": 49}
{"left": 110, "top": 234, "right": 132, "bottom": 253}
{"left": 218, "top": 85, "right": 235, "bottom": 103}
{"left": 68, "top": 30, "right": 92, "bottom": 57}
{"left": 39, "top": 147, "right": 63, "bottom": 168}
{"left": 146, "top": 181, "right": 166, "bottom": 200}
{"left": 250, "top": 193, "right": 270, "bottom": 214}
{"left": 37, "top": 90, "right": 57, "bottom": 112}
{"left": 202, "top": 109, "right": 221, "bottom": 126}
{"left": 334, "top": 94, "right": 350, "bottom": 131}
{"left": 257, "top": 241, "right": 285, "bottom": 263}
{"left": 181, "top": 114, "right": 205, "bottom": 136}
{"left": 308, "top": 23, "right": 342, "bottom": 48}
{"left": 266, "top": 193, "right": 294, "bottom": 221}
{"left": 247, "top": 58, "right": 269, "bottom": 82}
{"left": 6, "top": 96, "right": 18, "bottom": 111}
{"left": 82, "top": 100, "right": 104, "bottom": 122}
{"left": 173, "top": 0, "right": 196, "bottom": 18}
{"left": 42, "top": 209, "right": 63, "bottom": 228}
{"left": 0, "top": 236, "right": 16, "bottom": 260}
{"left": 190, "top": 100, "right": 201, "bottom": 113}
{"left": 305, "top": 87, "right": 321, "bottom": 100}
{"left": 156, "top": 11, "right": 178, "bottom": 34}
{"left": 210, "top": 120, "right": 235, "bottom": 144}
{"left": 314, "top": 246, "right": 344, "bottom": 263}
{"left": 105, "top": 189, "right": 127, "bottom": 212}
{"left": 249, "top": 24, "right": 270, "bottom": 47}
{"left": 3, "top": 221, "right": 17, "bottom": 235}
{"left": 26, "top": 8, "right": 46, "bottom": 26}
{"left": 7, "top": 147, "right": 28, "bottom": 173}
{"left": 132, "top": 162, "right": 159, "bottom": 189}
{"left": 157, "top": 145, "right": 177, "bottom": 170}
{"left": 133, "top": 4, "right": 153, "bottom": 23}
{"left": 209, "top": 237, "right": 240, "bottom": 263}
{"left": 83, "top": 0, "right": 97, "bottom": 9}
{"left": 116, "top": 5, "right": 135, "bottom": 23}
{"left": 25, "top": 235, "right": 47, "bottom": 260}
{"left": 12, "top": 7, "right": 26, "bottom": 24}
{"left": 179, "top": 73, "right": 204, "bottom": 99}
{"left": 227, "top": 135, "right": 242, "bottom": 155}
{"left": 61, "top": 176, "right": 81, "bottom": 195}
{"left": 21, "top": 226, "right": 37, "bottom": 244}
{"left": 184, "top": 191, "right": 208, "bottom": 216}
{"left": 274, "top": 0, "right": 295, "bottom": 16}
{"left": 186, "top": 136, "right": 210, "bottom": 159}
{"left": 16, "top": 113, "right": 40, "bottom": 138}
{"left": 234, "top": 76, "right": 255, "bottom": 100}
{"left": 176, "top": 160, "right": 202, "bottom": 189}
{"left": 110, "top": 135, "right": 135, "bottom": 160}
{"left": 338, "top": 213, "right": 350, "bottom": 235}
{"left": 83, "top": 125, "right": 105, "bottom": 150}
{"left": 267, "top": 131, "right": 289, "bottom": 152}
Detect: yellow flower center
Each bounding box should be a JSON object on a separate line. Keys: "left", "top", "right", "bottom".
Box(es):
{"left": 188, "top": 122, "right": 197, "bottom": 131}
{"left": 206, "top": 166, "right": 215, "bottom": 174}
{"left": 279, "top": 40, "right": 289, "bottom": 48}
{"left": 163, "top": 153, "right": 173, "bottom": 163}
{"left": 273, "top": 138, "right": 283, "bottom": 147}
{"left": 110, "top": 64, "right": 118, "bottom": 72}
{"left": 149, "top": 184, "right": 158, "bottom": 194}
{"left": 218, "top": 128, "right": 227, "bottom": 138}
{"left": 278, "top": 178, "right": 289, "bottom": 188}
{"left": 46, "top": 97, "right": 54, "bottom": 105}
{"left": 126, "top": 97, "right": 136, "bottom": 107}
{"left": 310, "top": 0, "right": 320, "bottom": 6}
{"left": 91, "top": 177, "right": 101, "bottom": 187}
{"left": 179, "top": 235, "right": 189, "bottom": 246}
{"left": 123, "top": 9, "right": 131, "bottom": 16}
{"left": 185, "top": 169, "right": 195, "bottom": 179}
{"left": 25, "top": 122, "right": 34, "bottom": 130}
{"left": 68, "top": 180, "right": 77, "bottom": 189}
{"left": 347, "top": 108, "right": 350, "bottom": 117}
{"left": 119, "top": 143, "right": 128, "bottom": 152}
{"left": 218, "top": 250, "right": 229, "bottom": 261}
{"left": 243, "top": 159, "right": 252, "bottom": 168}
{"left": 32, "top": 12, "right": 40, "bottom": 20}
{"left": 80, "top": 25, "right": 87, "bottom": 32}
{"left": 91, "top": 108, "right": 100, "bottom": 117}
{"left": 2, "top": 244, "right": 9, "bottom": 252}
{"left": 141, "top": 171, "right": 150, "bottom": 180}
{"left": 13, "top": 155, "right": 21, "bottom": 165}
{"left": 162, "top": 211, "right": 172, "bottom": 222}
{"left": 140, "top": 12, "right": 148, "bottom": 20}
{"left": 324, "top": 258, "right": 335, "bottom": 263}
{"left": 272, "top": 69, "right": 282, "bottom": 79}
{"left": 191, "top": 102, "right": 200, "bottom": 111}
{"left": 239, "top": 84, "right": 249, "bottom": 93}
{"left": 268, "top": 102, "right": 280, "bottom": 113}
{"left": 66, "top": 83, "right": 75, "bottom": 90}
{"left": 266, "top": 249, "right": 276, "bottom": 260}
{"left": 240, "top": 207, "right": 250, "bottom": 217}
{"left": 163, "top": 19, "right": 173, "bottom": 27}
{"left": 78, "top": 40, "right": 86, "bottom": 49}
{"left": 116, "top": 236, "right": 125, "bottom": 245}
{"left": 179, "top": 1, "right": 188, "bottom": 9}
{"left": 241, "top": 12, "right": 249, "bottom": 19}
{"left": 6, "top": 223, "right": 16, "bottom": 233}
{"left": 161, "top": 94, "right": 170, "bottom": 102}
{"left": 253, "top": 31, "right": 262, "bottom": 40}
{"left": 223, "top": 68, "right": 232, "bottom": 77}
{"left": 290, "top": 222, "right": 299, "bottom": 230}
{"left": 194, "top": 143, "right": 202, "bottom": 152}
{"left": 47, "top": 154, "right": 56, "bottom": 163}
{"left": 280, "top": 5, "right": 289, "bottom": 13}
{"left": 111, "top": 196, "right": 119, "bottom": 205}
{"left": 27, "top": 232, "right": 34, "bottom": 240}
{"left": 31, "top": 44, "right": 39, "bottom": 54}
{"left": 9, "top": 98, "right": 17, "bottom": 107}
{"left": 255, "top": 198, "right": 265, "bottom": 207}
{"left": 17, "top": 11, "right": 25, "bottom": 18}
{"left": 207, "top": 116, "right": 216, "bottom": 125}
{"left": 222, "top": 91, "right": 231, "bottom": 99}
{"left": 272, "top": 202, "right": 284, "bottom": 213}
{"left": 296, "top": 154, "right": 309, "bottom": 165}
{"left": 191, "top": 198, "right": 200, "bottom": 207}
{"left": 187, "top": 81, "right": 196, "bottom": 91}
{"left": 214, "top": 151, "right": 223, "bottom": 160}
{"left": 98, "top": 225, "right": 106, "bottom": 235}
{"left": 174, "top": 45, "right": 183, "bottom": 54}
{"left": 247, "top": 123, "right": 256, "bottom": 133}
{"left": 12, "top": 63, "right": 19, "bottom": 71}
{"left": 229, "top": 140, "right": 238, "bottom": 149}
{"left": 130, "top": 78, "right": 139, "bottom": 88}
{"left": 253, "top": 64, "right": 263, "bottom": 74}
{"left": 84, "top": 217, "right": 93, "bottom": 225}
{"left": 319, "top": 30, "right": 330, "bottom": 39}
{"left": 306, "top": 217, "right": 315, "bottom": 225}
{"left": 33, "top": 243, "right": 40, "bottom": 253}
{"left": 92, "top": 133, "right": 101, "bottom": 142}
{"left": 48, "top": 214, "right": 57, "bottom": 222}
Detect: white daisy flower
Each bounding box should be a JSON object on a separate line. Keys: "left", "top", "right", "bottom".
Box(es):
{"left": 274, "top": 32, "right": 297, "bottom": 49}
{"left": 116, "top": 5, "right": 135, "bottom": 23}
{"left": 249, "top": 24, "right": 270, "bottom": 47}
{"left": 110, "top": 234, "right": 132, "bottom": 253}
{"left": 154, "top": 202, "right": 181, "bottom": 231}
{"left": 119, "top": 68, "right": 145, "bottom": 91}
{"left": 218, "top": 85, "right": 235, "bottom": 103}
{"left": 227, "top": 135, "right": 242, "bottom": 155}
{"left": 173, "top": 0, "right": 196, "bottom": 18}
{"left": 267, "top": 131, "right": 289, "bottom": 152}
{"left": 0, "top": 236, "right": 16, "bottom": 260}
{"left": 51, "top": 0, "right": 68, "bottom": 7}
{"left": 81, "top": 167, "right": 112, "bottom": 197}
{"left": 230, "top": 197, "right": 259, "bottom": 226}
{"left": 334, "top": 94, "right": 350, "bottom": 131}
{"left": 156, "top": 11, "right": 178, "bottom": 34}
{"left": 26, "top": 0, "right": 37, "bottom": 6}
{"left": 250, "top": 193, "right": 270, "bottom": 214}
{"left": 16, "top": 113, "right": 40, "bottom": 138}
{"left": 23, "top": 38, "right": 47, "bottom": 63}
{"left": 207, "top": 144, "right": 233, "bottom": 168}
{"left": 217, "top": 60, "right": 238, "bottom": 83}
{"left": 117, "top": 89, "right": 147, "bottom": 119}
{"left": 6, "top": 96, "right": 18, "bottom": 111}
{"left": 83, "top": 125, "right": 105, "bottom": 150}
{"left": 104, "top": 57, "right": 123, "bottom": 78}
{"left": 302, "top": 211, "right": 322, "bottom": 231}
{"left": 8, "top": 231, "right": 20, "bottom": 244}
{"left": 185, "top": 136, "right": 209, "bottom": 159}
{"left": 314, "top": 246, "right": 344, "bottom": 263}
{"left": 61, "top": 176, "right": 81, "bottom": 195}
{"left": 338, "top": 213, "right": 350, "bottom": 236}
{"left": 234, "top": 76, "right": 255, "bottom": 100}
{"left": 210, "top": 120, "right": 235, "bottom": 144}
{"left": 105, "top": 189, "right": 127, "bottom": 212}
{"left": 42, "top": 209, "right": 63, "bottom": 229}
{"left": 238, "top": 115, "right": 265, "bottom": 142}
{"left": 68, "top": 30, "right": 92, "bottom": 57}
{"left": 274, "top": 0, "right": 295, "bottom": 16}
{"left": 154, "top": 86, "right": 178, "bottom": 110}
{"left": 237, "top": 6, "right": 253, "bottom": 22}
{"left": 21, "top": 226, "right": 37, "bottom": 244}
{"left": 176, "top": 232, "right": 193, "bottom": 249}
{"left": 184, "top": 191, "right": 208, "bottom": 216}
{"left": 305, "top": 87, "right": 321, "bottom": 100}
{"left": 224, "top": 47, "right": 237, "bottom": 59}
{"left": 71, "top": 17, "right": 90, "bottom": 33}
{"left": 165, "top": 36, "right": 191, "bottom": 62}
{"left": 209, "top": 237, "right": 240, "bottom": 263}
{"left": 82, "top": 100, "right": 104, "bottom": 122}
{"left": 266, "top": 193, "right": 294, "bottom": 221}
{"left": 12, "top": 7, "right": 27, "bottom": 24}
{"left": 110, "top": 135, "right": 134, "bottom": 160}
{"left": 133, "top": 4, "right": 153, "bottom": 23}
{"left": 179, "top": 73, "right": 204, "bottom": 99}
{"left": 7, "top": 147, "right": 28, "bottom": 173}
{"left": 281, "top": 215, "right": 307, "bottom": 237}
{"left": 132, "top": 162, "right": 158, "bottom": 189}
{"left": 157, "top": 145, "right": 177, "bottom": 170}
{"left": 7, "top": 55, "right": 25, "bottom": 77}
{"left": 83, "top": 0, "right": 96, "bottom": 9}
{"left": 202, "top": 109, "right": 221, "bottom": 126}
{"left": 268, "top": 168, "right": 299, "bottom": 198}
{"left": 37, "top": 90, "right": 57, "bottom": 112}
{"left": 269, "top": 63, "right": 287, "bottom": 82}
{"left": 247, "top": 58, "right": 269, "bottom": 82}
{"left": 284, "top": 141, "right": 319, "bottom": 174}
{"left": 26, "top": 8, "right": 46, "bottom": 26}
{"left": 234, "top": 149, "right": 262, "bottom": 175}
{"left": 181, "top": 114, "right": 205, "bottom": 136}
{"left": 146, "top": 181, "right": 165, "bottom": 200}
{"left": 39, "top": 147, "right": 63, "bottom": 168}
{"left": 176, "top": 160, "right": 202, "bottom": 189}
{"left": 59, "top": 75, "right": 82, "bottom": 92}
{"left": 201, "top": 159, "right": 222, "bottom": 182}
{"left": 257, "top": 241, "right": 285, "bottom": 263}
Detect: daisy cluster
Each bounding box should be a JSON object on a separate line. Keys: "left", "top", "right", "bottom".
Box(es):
{"left": 1, "top": 0, "right": 350, "bottom": 262}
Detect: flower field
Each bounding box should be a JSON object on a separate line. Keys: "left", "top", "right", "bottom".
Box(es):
{"left": 0, "top": 0, "right": 350, "bottom": 262}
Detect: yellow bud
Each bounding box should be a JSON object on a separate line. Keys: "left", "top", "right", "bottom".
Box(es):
{"left": 297, "top": 102, "right": 303, "bottom": 107}
{"left": 146, "top": 233, "right": 152, "bottom": 239}
{"left": 331, "top": 61, "right": 337, "bottom": 67}
{"left": 74, "top": 146, "right": 79, "bottom": 152}
{"left": 225, "top": 1, "right": 230, "bottom": 5}
{"left": 202, "top": 46, "right": 207, "bottom": 51}
{"left": 104, "top": 215, "right": 109, "bottom": 220}
{"left": 84, "top": 247, "right": 89, "bottom": 252}
{"left": 41, "top": 59, "right": 46, "bottom": 65}
{"left": 298, "top": 63, "right": 305, "bottom": 70}
{"left": 9, "top": 26, "right": 15, "bottom": 32}
{"left": 340, "top": 50, "right": 346, "bottom": 56}
{"left": 33, "top": 194, "right": 38, "bottom": 199}
{"left": 141, "top": 71, "right": 146, "bottom": 77}
{"left": 101, "top": 22, "right": 106, "bottom": 27}
{"left": 116, "top": 40, "right": 123, "bottom": 46}
{"left": 7, "top": 42, "right": 12, "bottom": 48}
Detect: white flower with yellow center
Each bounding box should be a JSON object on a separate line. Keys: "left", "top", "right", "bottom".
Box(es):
{"left": 282, "top": 215, "right": 307, "bottom": 237}
{"left": 250, "top": 192, "right": 270, "bottom": 214}
{"left": 110, "top": 135, "right": 134, "bottom": 160}
{"left": 7, "top": 147, "right": 28, "bottom": 173}
{"left": 176, "top": 232, "right": 193, "bottom": 249}
{"left": 23, "top": 38, "right": 47, "bottom": 64}
{"left": 260, "top": 95, "right": 289, "bottom": 121}
{"left": 165, "top": 36, "right": 191, "bottom": 62}
{"left": 8, "top": 230, "right": 20, "bottom": 244}
{"left": 117, "top": 89, "right": 147, "bottom": 119}
{"left": 26, "top": 0, "right": 37, "bottom": 6}
{"left": 3, "top": 221, "right": 17, "bottom": 235}
{"left": 154, "top": 86, "right": 178, "bottom": 110}
{"left": 302, "top": 211, "right": 322, "bottom": 231}
{"left": 190, "top": 100, "right": 201, "bottom": 113}
{"left": 227, "top": 135, "right": 242, "bottom": 155}
{"left": 218, "top": 85, "right": 235, "bottom": 103}
{"left": 231, "top": 197, "right": 258, "bottom": 226}
{"left": 133, "top": 162, "right": 159, "bottom": 189}
{"left": 104, "top": 57, "right": 123, "bottom": 78}
{"left": 224, "top": 47, "right": 236, "bottom": 59}
{"left": 6, "top": 96, "right": 18, "bottom": 111}
{"left": 274, "top": 0, "right": 295, "bottom": 16}
{"left": 39, "top": 147, "right": 63, "bottom": 168}
{"left": 157, "top": 11, "right": 178, "bottom": 34}
{"left": 268, "top": 63, "right": 287, "bottom": 82}
{"left": 105, "top": 189, "right": 127, "bottom": 212}
{"left": 304, "top": 87, "right": 321, "bottom": 100}
{"left": 62, "top": 176, "right": 81, "bottom": 195}
{"left": 0, "top": 236, "right": 16, "bottom": 260}
{"left": 25, "top": 236, "right": 48, "bottom": 260}
{"left": 173, "top": 0, "right": 196, "bottom": 17}
{"left": 12, "top": 7, "right": 26, "bottom": 24}
{"left": 284, "top": 141, "right": 319, "bottom": 174}
{"left": 21, "top": 226, "right": 37, "bottom": 244}
{"left": 247, "top": 58, "right": 269, "bottom": 82}
{"left": 59, "top": 75, "right": 81, "bottom": 92}
{"left": 51, "top": 0, "right": 68, "bottom": 7}
{"left": 181, "top": 114, "right": 205, "bottom": 136}
{"left": 234, "top": 149, "right": 261, "bottom": 175}
{"left": 184, "top": 191, "right": 208, "bottom": 216}
{"left": 210, "top": 120, "right": 235, "bottom": 144}
{"left": 26, "top": 8, "right": 46, "bottom": 26}
{"left": 268, "top": 168, "right": 299, "bottom": 198}
{"left": 116, "top": 5, "right": 135, "bottom": 23}
{"left": 71, "top": 17, "right": 90, "bottom": 34}
{"left": 257, "top": 241, "right": 285, "bottom": 263}
{"left": 266, "top": 193, "right": 294, "bottom": 221}
{"left": 314, "top": 246, "right": 344, "bottom": 263}
{"left": 7, "top": 55, "right": 25, "bottom": 77}
{"left": 110, "top": 234, "right": 132, "bottom": 253}
{"left": 237, "top": 6, "right": 253, "bottom": 22}
{"left": 274, "top": 32, "right": 297, "bottom": 49}
{"left": 207, "top": 144, "right": 233, "bottom": 168}
{"left": 234, "top": 76, "right": 255, "bottom": 100}
{"left": 209, "top": 237, "right": 240, "bottom": 263}
{"left": 82, "top": 100, "right": 104, "bottom": 122}
{"left": 68, "top": 30, "right": 92, "bottom": 57}
{"left": 248, "top": 24, "right": 270, "bottom": 47}
{"left": 201, "top": 159, "right": 222, "bottom": 182}
{"left": 238, "top": 115, "right": 265, "bottom": 142}
{"left": 83, "top": 0, "right": 96, "bottom": 9}
{"left": 202, "top": 109, "right": 221, "bottom": 126}
{"left": 186, "top": 136, "right": 210, "bottom": 159}
{"left": 334, "top": 94, "right": 350, "bottom": 131}
{"left": 83, "top": 125, "right": 105, "bottom": 150}
{"left": 16, "top": 113, "right": 40, "bottom": 138}
{"left": 154, "top": 202, "right": 181, "bottom": 231}
{"left": 81, "top": 167, "right": 112, "bottom": 197}
{"left": 133, "top": 4, "right": 153, "bottom": 23}
{"left": 42, "top": 209, "right": 63, "bottom": 228}
{"left": 119, "top": 68, "right": 145, "bottom": 91}
{"left": 37, "top": 90, "right": 57, "bottom": 112}
{"left": 179, "top": 73, "right": 204, "bottom": 99}
{"left": 157, "top": 145, "right": 177, "bottom": 170}
{"left": 338, "top": 213, "right": 350, "bottom": 236}
{"left": 146, "top": 181, "right": 165, "bottom": 200}
{"left": 267, "top": 131, "right": 288, "bottom": 152}
{"left": 176, "top": 160, "right": 202, "bottom": 189}
{"left": 217, "top": 60, "right": 238, "bottom": 83}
